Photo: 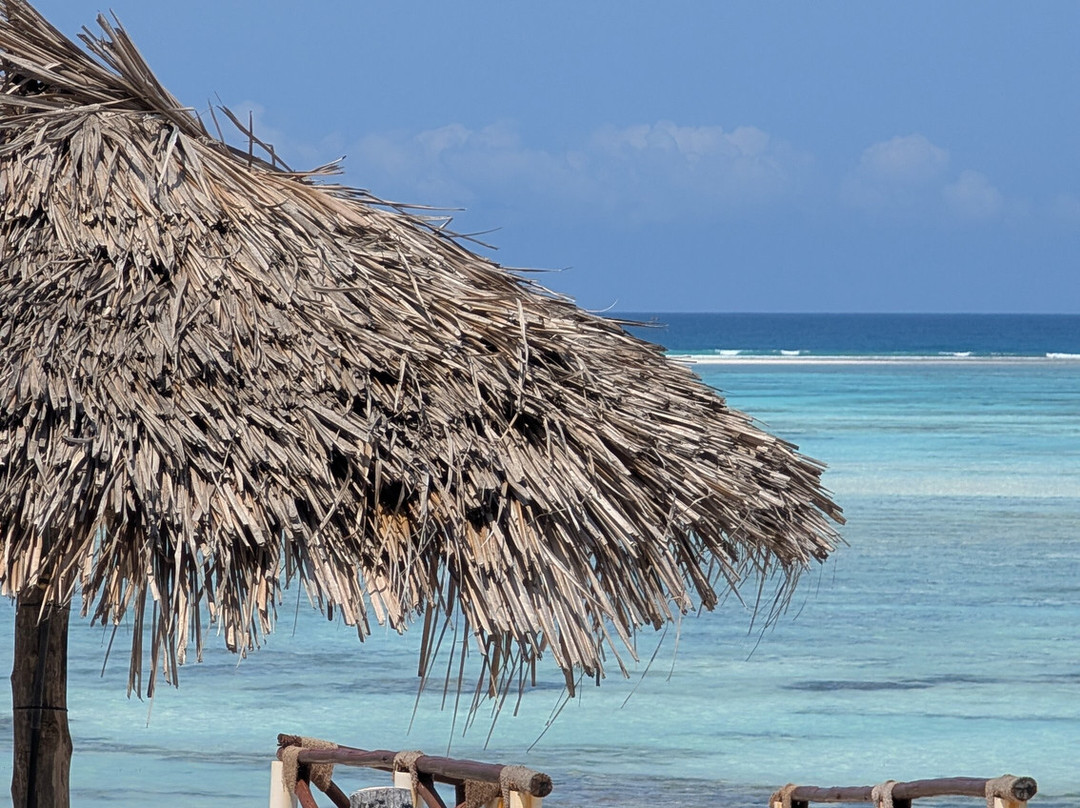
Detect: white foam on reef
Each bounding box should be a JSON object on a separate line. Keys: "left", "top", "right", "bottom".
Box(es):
{"left": 780, "top": 350, "right": 801, "bottom": 356}
{"left": 669, "top": 352, "right": 1080, "bottom": 366}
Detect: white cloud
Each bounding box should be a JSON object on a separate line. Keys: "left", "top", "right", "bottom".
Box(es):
{"left": 591, "top": 121, "right": 771, "bottom": 164}
{"left": 352, "top": 123, "right": 581, "bottom": 207}
{"left": 347, "top": 120, "right": 810, "bottom": 224}
{"left": 415, "top": 123, "right": 472, "bottom": 155}
{"left": 841, "top": 133, "right": 952, "bottom": 213}
{"left": 858, "top": 134, "right": 949, "bottom": 184}
{"left": 587, "top": 122, "right": 801, "bottom": 210}
{"left": 943, "top": 170, "right": 1004, "bottom": 220}
{"left": 843, "top": 134, "right": 1014, "bottom": 225}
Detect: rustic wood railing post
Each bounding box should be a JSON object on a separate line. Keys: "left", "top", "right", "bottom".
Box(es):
{"left": 990, "top": 797, "right": 1026, "bottom": 808}
{"left": 392, "top": 766, "right": 415, "bottom": 806}
{"left": 268, "top": 760, "right": 297, "bottom": 808}
{"left": 455, "top": 789, "right": 541, "bottom": 808}
{"left": 506, "top": 790, "right": 542, "bottom": 808}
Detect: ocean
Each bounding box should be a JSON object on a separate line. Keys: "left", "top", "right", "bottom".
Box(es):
{"left": 1, "top": 313, "right": 1078, "bottom": 807}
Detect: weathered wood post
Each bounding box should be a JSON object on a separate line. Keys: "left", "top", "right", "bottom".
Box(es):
{"left": 269, "top": 760, "right": 298, "bottom": 808}
{"left": 392, "top": 767, "right": 417, "bottom": 807}
{"left": 10, "top": 591, "right": 71, "bottom": 808}
{"left": 506, "top": 790, "right": 542, "bottom": 808}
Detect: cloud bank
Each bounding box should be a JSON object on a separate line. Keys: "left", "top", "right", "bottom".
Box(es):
{"left": 842, "top": 133, "right": 1018, "bottom": 225}
{"left": 943, "top": 170, "right": 1005, "bottom": 220}
{"left": 236, "top": 113, "right": 1075, "bottom": 236}
{"left": 349, "top": 121, "right": 812, "bottom": 224}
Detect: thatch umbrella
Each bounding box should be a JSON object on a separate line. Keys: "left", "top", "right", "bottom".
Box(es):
{"left": 0, "top": 2, "right": 842, "bottom": 805}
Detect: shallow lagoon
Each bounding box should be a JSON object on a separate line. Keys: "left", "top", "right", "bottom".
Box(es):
{"left": 1, "top": 314, "right": 1077, "bottom": 807}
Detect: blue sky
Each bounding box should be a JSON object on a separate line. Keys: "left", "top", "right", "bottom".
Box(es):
{"left": 33, "top": 1, "right": 1080, "bottom": 312}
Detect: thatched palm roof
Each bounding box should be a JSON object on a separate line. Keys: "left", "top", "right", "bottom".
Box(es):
{"left": 0, "top": 1, "right": 841, "bottom": 698}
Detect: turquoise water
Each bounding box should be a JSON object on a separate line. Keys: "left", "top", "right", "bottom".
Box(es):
{"left": 2, "top": 314, "right": 1078, "bottom": 807}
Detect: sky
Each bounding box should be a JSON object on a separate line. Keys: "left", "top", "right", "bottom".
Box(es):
{"left": 30, "top": 1, "right": 1080, "bottom": 313}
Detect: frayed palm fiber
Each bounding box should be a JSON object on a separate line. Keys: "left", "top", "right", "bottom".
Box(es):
{"left": 0, "top": 0, "right": 841, "bottom": 701}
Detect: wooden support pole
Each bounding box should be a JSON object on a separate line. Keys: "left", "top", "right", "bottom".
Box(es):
{"left": 11, "top": 594, "right": 71, "bottom": 808}
{"left": 417, "top": 772, "right": 448, "bottom": 808}
{"left": 295, "top": 780, "right": 320, "bottom": 808}
{"left": 321, "top": 781, "right": 350, "bottom": 808}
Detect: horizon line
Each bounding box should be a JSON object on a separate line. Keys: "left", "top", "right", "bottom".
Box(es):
{"left": 604, "top": 310, "right": 1080, "bottom": 317}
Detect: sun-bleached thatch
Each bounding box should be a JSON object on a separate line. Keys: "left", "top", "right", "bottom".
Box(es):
{"left": 0, "top": 1, "right": 841, "bottom": 700}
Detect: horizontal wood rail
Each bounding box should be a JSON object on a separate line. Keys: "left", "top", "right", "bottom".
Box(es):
{"left": 273, "top": 734, "right": 551, "bottom": 808}
{"left": 771, "top": 775, "right": 1038, "bottom": 808}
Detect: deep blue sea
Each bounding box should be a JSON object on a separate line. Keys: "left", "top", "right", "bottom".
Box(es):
{"left": 1, "top": 313, "right": 1078, "bottom": 807}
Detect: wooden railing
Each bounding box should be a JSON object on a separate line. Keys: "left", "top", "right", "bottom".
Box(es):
{"left": 770, "top": 775, "right": 1038, "bottom": 808}
{"left": 270, "top": 734, "right": 552, "bottom": 808}
{"left": 270, "top": 738, "right": 1036, "bottom": 808}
